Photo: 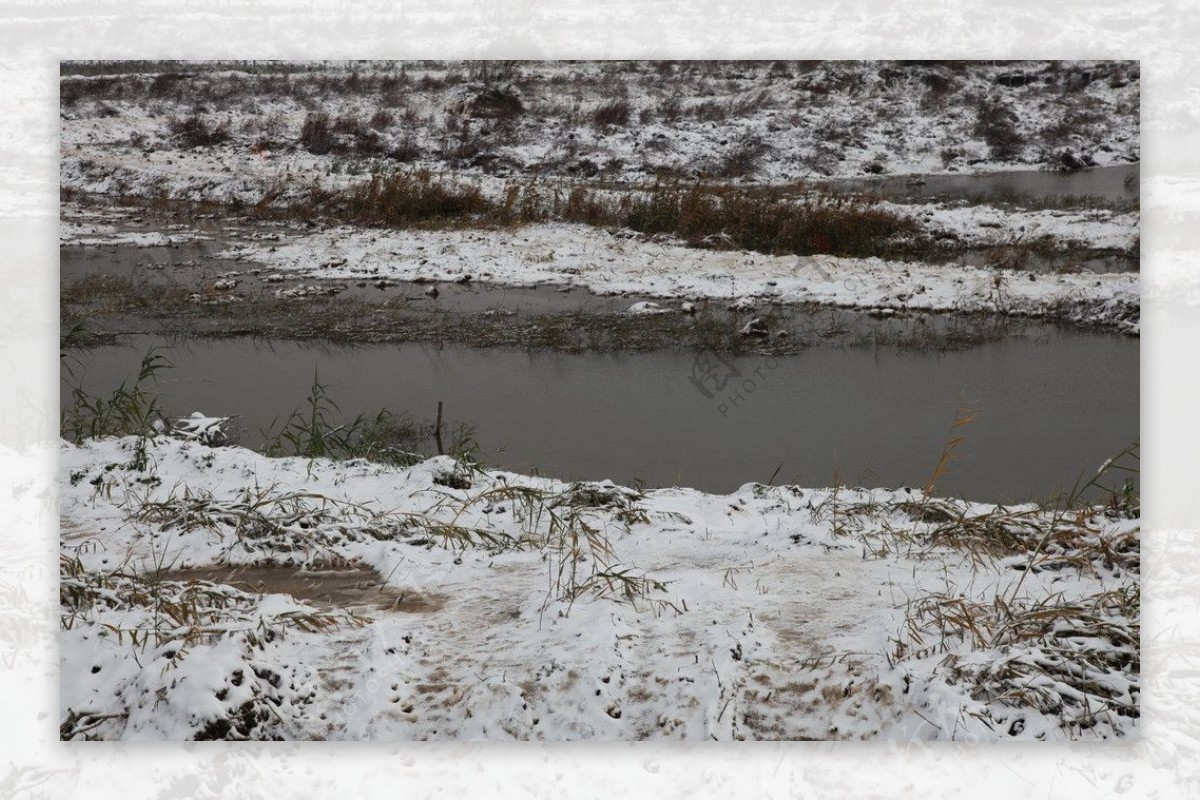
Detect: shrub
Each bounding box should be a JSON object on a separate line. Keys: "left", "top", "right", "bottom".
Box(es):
{"left": 299, "top": 111, "right": 335, "bottom": 154}
{"left": 369, "top": 108, "right": 394, "bottom": 129}
{"left": 167, "top": 114, "right": 230, "bottom": 148}
{"left": 591, "top": 98, "right": 631, "bottom": 128}
{"left": 554, "top": 183, "right": 919, "bottom": 259}
{"left": 465, "top": 86, "right": 524, "bottom": 120}
{"left": 338, "top": 169, "right": 493, "bottom": 226}
{"left": 919, "top": 70, "right": 960, "bottom": 112}
{"left": 973, "top": 97, "right": 1025, "bottom": 161}
{"left": 715, "top": 136, "right": 771, "bottom": 178}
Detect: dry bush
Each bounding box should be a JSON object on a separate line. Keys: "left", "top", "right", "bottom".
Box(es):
{"left": 368, "top": 108, "right": 394, "bottom": 129}
{"left": 338, "top": 169, "right": 493, "bottom": 226}
{"left": 168, "top": 114, "right": 231, "bottom": 148}
{"left": 973, "top": 97, "right": 1025, "bottom": 161}
{"left": 919, "top": 70, "right": 960, "bottom": 112}
{"left": 656, "top": 95, "right": 683, "bottom": 123}
{"left": 464, "top": 86, "right": 524, "bottom": 120}
{"left": 715, "top": 136, "right": 771, "bottom": 178}
{"left": 592, "top": 98, "right": 632, "bottom": 128}
{"left": 298, "top": 111, "right": 335, "bottom": 155}
{"left": 594, "top": 184, "right": 918, "bottom": 258}
{"left": 298, "top": 112, "right": 386, "bottom": 156}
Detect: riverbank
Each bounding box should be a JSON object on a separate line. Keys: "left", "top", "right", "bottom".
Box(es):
{"left": 61, "top": 198, "right": 1140, "bottom": 344}
{"left": 60, "top": 429, "right": 1139, "bottom": 741}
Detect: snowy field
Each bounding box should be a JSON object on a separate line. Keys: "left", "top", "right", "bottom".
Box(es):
{"left": 59, "top": 60, "right": 1140, "bottom": 334}
{"left": 60, "top": 60, "right": 1139, "bottom": 190}
{"left": 60, "top": 424, "right": 1138, "bottom": 741}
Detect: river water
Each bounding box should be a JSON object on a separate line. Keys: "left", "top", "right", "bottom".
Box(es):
{"left": 66, "top": 331, "right": 1137, "bottom": 504}
{"left": 821, "top": 163, "right": 1139, "bottom": 206}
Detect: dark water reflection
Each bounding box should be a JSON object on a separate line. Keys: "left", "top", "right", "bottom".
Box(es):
{"left": 66, "top": 332, "right": 1138, "bottom": 504}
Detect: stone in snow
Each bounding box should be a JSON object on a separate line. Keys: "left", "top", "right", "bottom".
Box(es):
{"left": 627, "top": 301, "right": 670, "bottom": 314}
{"left": 740, "top": 317, "right": 770, "bottom": 337}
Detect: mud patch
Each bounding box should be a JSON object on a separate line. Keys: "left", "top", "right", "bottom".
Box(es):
{"left": 157, "top": 564, "right": 444, "bottom": 613}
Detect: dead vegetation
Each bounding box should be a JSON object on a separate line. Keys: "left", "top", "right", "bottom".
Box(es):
{"left": 60, "top": 60, "right": 1139, "bottom": 183}
{"left": 807, "top": 440, "right": 1140, "bottom": 738}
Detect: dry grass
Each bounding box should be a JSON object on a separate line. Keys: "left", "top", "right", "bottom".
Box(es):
{"left": 921, "top": 405, "right": 976, "bottom": 503}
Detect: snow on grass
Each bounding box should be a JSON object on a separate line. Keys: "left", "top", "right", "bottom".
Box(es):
{"left": 885, "top": 201, "right": 1139, "bottom": 251}
{"left": 60, "top": 431, "right": 1139, "bottom": 741}
{"left": 59, "top": 219, "right": 209, "bottom": 248}
{"left": 59, "top": 60, "right": 1139, "bottom": 186}
{"left": 217, "top": 222, "right": 1139, "bottom": 332}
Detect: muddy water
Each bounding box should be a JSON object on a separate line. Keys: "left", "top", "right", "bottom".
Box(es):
{"left": 954, "top": 248, "right": 1135, "bottom": 275}
{"left": 157, "top": 564, "right": 443, "bottom": 612}
{"left": 60, "top": 242, "right": 662, "bottom": 311}
{"left": 822, "top": 163, "right": 1139, "bottom": 206}
{"left": 68, "top": 332, "right": 1138, "bottom": 504}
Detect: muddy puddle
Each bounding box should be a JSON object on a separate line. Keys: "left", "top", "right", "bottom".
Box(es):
{"left": 60, "top": 240, "right": 667, "bottom": 312}
{"left": 69, "top": 239, "right": 1074, "bottom": 354}
{"left": 820, "top": 163, "right": 1139, "bottom": 206}
{"left": 70, "top": 332, "right": 1138, "bottom": 504}
{"left": 157, "top": 564, "right": 443, "bottom": 613}
{"left": 953, "top": 247, "right": 1135, "bottom": 275}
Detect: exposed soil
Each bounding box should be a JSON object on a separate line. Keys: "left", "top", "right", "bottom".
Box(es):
{"left": 60, "top": 207, "right": 1095, "bottom": 356}
{"left": 155, "top": 564, "right": 444, "bottom": 613}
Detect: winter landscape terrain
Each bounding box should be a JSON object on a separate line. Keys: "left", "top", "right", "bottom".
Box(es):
{"left": 59, "top": 60, "right": 1139, "bottom": 741}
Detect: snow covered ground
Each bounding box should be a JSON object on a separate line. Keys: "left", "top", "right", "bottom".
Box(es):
{"left": 58, "top": 60, "right": 1140, "bottom": 334}
{"left": 60, "top": 60, "right": 1139, "bottom": 187}
{"left": 60, "top": 428, "right": 1139, "bottom": 741}
{"left": 883, "top": 200, "right": 1138, "bottom": 252}
{"left": 215, "top": 222, "right": 1140, "bottom": 331}
{"left": 59, "top": 218, "right": 210, "bottom": 248}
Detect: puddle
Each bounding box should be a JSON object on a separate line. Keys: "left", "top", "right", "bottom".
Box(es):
{"left": 156, "top": 564, "right": 443, "bottom": 613}
{"left": 60, "top": 240, "right": 250, "bottom": 284}
{"left": 60, "top": 240, "right": 664, "bottom": 311}
{"left": 69, "top": 332, "right": 1138, "bottom": 504}
{"left": 952, "top": 247, "right": 1136, "bottom": 275}
{"left": 819, "top": 164, "right": 1139, "bottom": 207}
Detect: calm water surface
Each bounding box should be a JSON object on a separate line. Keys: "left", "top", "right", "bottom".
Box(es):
{"left": 66, "top": 332, "right": 1138, "bottom": 504}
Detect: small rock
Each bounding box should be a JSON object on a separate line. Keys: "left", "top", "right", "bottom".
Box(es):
{"left": 740, "top": 317, "right": 770, "bottom": 337}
